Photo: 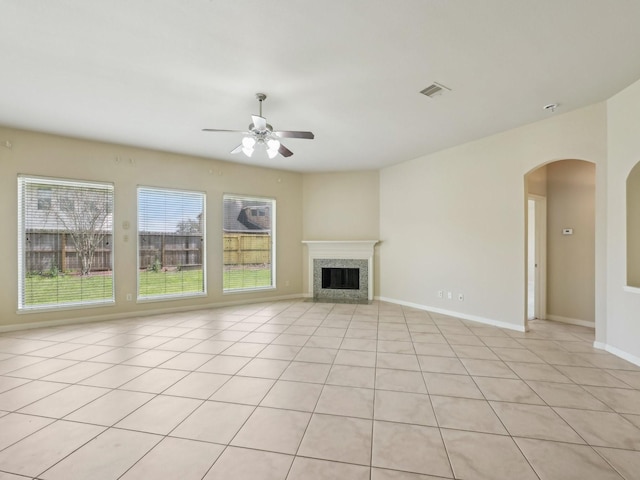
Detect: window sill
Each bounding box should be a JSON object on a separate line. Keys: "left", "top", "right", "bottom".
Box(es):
{"left": 17, "top": 300, "right": 115, "bottom": 315}
{"left": 137, "top": 292, "right": 207, "bottom": 303}
{"left": 223, "top": 286, "right": 276, "bottom": 295}
{"left": 623, "top": 285, "right": 640, "bottom": 294}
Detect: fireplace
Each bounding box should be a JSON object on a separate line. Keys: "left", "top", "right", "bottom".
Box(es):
{"left": 302, "top": 240, "right": 379, "bottom": 303}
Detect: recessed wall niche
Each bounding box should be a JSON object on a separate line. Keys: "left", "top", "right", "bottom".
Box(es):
{"left": 627, "top": 161, "right": 640, "bottom": 287}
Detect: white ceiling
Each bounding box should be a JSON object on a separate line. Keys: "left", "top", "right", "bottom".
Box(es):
{"left": 2, "top": 1, "right": 640, "bottom": 172}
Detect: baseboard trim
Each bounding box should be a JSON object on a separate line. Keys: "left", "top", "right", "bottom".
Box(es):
{"left": 376, "top": 296, "right": 525, "bottom": 332}
{"left": 0, "top": 294, "right": 305, "bottom": 333}
{"left": 545, "top": 314, "right": 595, "bottom": 329}
{"left": 593, "top": 342, "right": 640, "bottom": 367}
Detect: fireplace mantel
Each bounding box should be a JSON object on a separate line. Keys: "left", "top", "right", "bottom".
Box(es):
{"left": 302, "top": 240, "right": 379, "bottom": 301}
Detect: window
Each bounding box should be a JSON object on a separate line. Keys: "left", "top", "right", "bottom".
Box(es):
{"left": 137, "top": 187, "right": 205, "bottom": 300}
{"left": 223, "top": 194, "right": 275, "bottom": 292}
{"left": 18, "top": 176, "right": 114, "bottom": 310}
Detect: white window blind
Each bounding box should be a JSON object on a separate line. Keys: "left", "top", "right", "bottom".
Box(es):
{"left": 137, "top": 187, "right": 206, "bottom": 300}
{"left": 223, "top": 194, "right": 275, "bottom": 292}
{"left": 18, "top": 176, "right": 114, "bottom": 310}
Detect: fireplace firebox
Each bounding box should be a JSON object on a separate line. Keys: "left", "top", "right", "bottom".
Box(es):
{"left": 322, "top": 267, "right": 360, "bottom": 290}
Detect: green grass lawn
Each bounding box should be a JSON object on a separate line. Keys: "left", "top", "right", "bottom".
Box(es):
{"left": 24, "top": 267, "right": 272, "bottom": 305}
{"left": 23, "top": 273, "right": 114, "bottom": 306}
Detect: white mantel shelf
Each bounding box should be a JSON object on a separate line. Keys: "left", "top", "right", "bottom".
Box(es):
{"left": 302, "top": 240, "right": 380, "bottom": 300}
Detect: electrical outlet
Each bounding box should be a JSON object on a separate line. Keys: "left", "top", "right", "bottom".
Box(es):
{"left": 437, "top": 290, "right": 444, "bottom": 298}
{"left": 447, "top": 291, "right": 452, "bottom": 300}
{"left": 458, "top": 293, "right": 464, "bottom": 301}
{"left": 126, "top": 294, "right": 132, "bottom": 301}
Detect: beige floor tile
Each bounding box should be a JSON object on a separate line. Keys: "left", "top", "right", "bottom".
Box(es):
{"left": 0, "top": 376, "right": 30, "bottom": 394}
{"left": 555, "top": 365, "right": 630, "bottom": 387}
{"left": 606, "top": 369, "right": 640, "bottom": 389}
{"left": 222, "top": 342, "right": 267, "bottom": 357}
{"left": 491, "top": 347, "right": 544, "bottom": 363}
{"left": 334, "top": 349, "right": 377, "bottom": 367}
{"left": 119, "top": 368, "right": 188, "bottom": 393}
{"left": 377, "top": 353, "right": 420, "bottom": 371}
{"left": 340, "top": 339, "right": 377, "bottom": 351}
{"left": 120, "top": 437, "right": 224, "bottom": 480}
{"left": 0, "top": 420, "right": 105, "bottom": 478}
{"left": 442, "top": 429, "right": 537, "bottom": 480}
{"left": 18, "top": 384, "right": 108, "bottom": 418}
{"left": 188, "top": 340, "right": 235, "bottom": 355}
{"left": 555, "top": 407, "right": 640, "bottom": 449}
{"left": 459, "top": 358, "right": 517, "bottom": 378}
{"left": 479, "top": 337, "right": 523, "bottom": 348}
{"left": 624, "top": 413, "right": 640, "bottom": 429}
{"left": 0, "top": 471, "right": 31, "bottom": 479}
{"left": 327, "top": 364, "right": 375, "bottom": 388}
{"left": 412, "top": 343, "right": 456, "bottom": 357}
{"left": 210, "top": 376, "right": 275, "bottom": 405}
{"left": 298, "top": 413, "right": 372, "bottom": 465}
{"left": 272, "top": 334, "right": 310, "bottom": 347}
{"left": 294, "top": 347, "right": 337, "bottom": 364}
{"left": 431, "top": 396, "right": 507, "bottom": 434}
{"left": 89, "top": 347, "right": 148, "bottom": 364}
{"left": 376, "top": 369, "right": 426, "bottom": 393}
{"left": 506, "top": 361, "right": 571, "bottom": 382}
{"left": 281, "top": 362, "right": 331, "bottom": 384}
{"left": 474, "top": 377, "right": 545, "bottom": 404}
{"left": 5, "top": 358, "right": 78, "bottom": 379}
{"left": 203, "top": 446, "right": 292, "bottom": 480}
{"left": 65, "top": 389, "right": 154, "bottom": 426}
{"left": 371, "top": 468, "right": 451, "bottom": 480}
{"left": 0, "top": 412, "right": 54, "bottom": 450}
{"left": 315, "top": 385, "right": 374, "bottom": 418}
{"left": 452, "top": 345, "right": 500, "bottom": 360}
{"left": 0, "top": 380, "right": 67, "bottom": 411}
{"left": 115, "top": 395, "right": 201, "bottom": 435}
{"left": 170, "top": 400, "right": 254, "bottom": 443}
{"left": 422, "top": 372, "right": 482, "bottom": 398}
{"left": 257, "top": 344, "right": 301, "bottom": 361}
{"left": 79, "top": 364, "right": 149, "bottom": 388}
{"left": 583, "top": 385, "right": 640, "bottom": 414}
{"left": 491, "top": 401, "right": 584, "bottom": 443}
{"left": 123, "top": 349, "right": 179, "bottom": 367}
{"left": 260, "top": 380, "right": 323, "bottom": 411}
{"left": 236, "top": 358, "right": 291, "bottom": 378}
{"left": 56, "top": 344, "right": 116, "bottom": 361}
{"left": 410, "top": 333, "right": 447, "bottom": 344}
{"left": 515, "top": 438, "right": 623, "bottom": 480}
{"left": 155, "top": 337, "right": 203, "bottom": 351}
{"left": 417, "top": 355, "right": 467, "bottom": 374}
{"left": 231, "top": 407, "right": 311, "bottom": 454}
{"left": 374, "top": 390, "right": 437, "bottom": 426}
{"left": 197, "top": 355, "right": 251, "bottom": 375}
{"left": 41, "top": 361, "right": 112, "bottom": 383}
{"left": 40, "top": 428, "right": 161, "bottom": 480}
{"left": 526, "top": 380, "right": 611, "bottom": 410}
{"left": 288, "top": 457, "right": 370, "bottom": 480}
{"left": 595, "top": 446, "right": 640, "bottom": 480}
{"left": 372, "top": 421, "right": 452, "bottom": 477}
{"left": 158, "top": 352, "right": 214, "bottom": 370}
{"left": 163, "top": 371, "right": 230, "bottom": 399}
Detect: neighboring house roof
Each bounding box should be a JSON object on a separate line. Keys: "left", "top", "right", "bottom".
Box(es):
{"left": 223, "top": 199, "right": 271, "bottom": 233}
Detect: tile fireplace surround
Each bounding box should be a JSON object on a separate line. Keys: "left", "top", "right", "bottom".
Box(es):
{"left": 302, "top": 241, "right": 379, "bottom": 303}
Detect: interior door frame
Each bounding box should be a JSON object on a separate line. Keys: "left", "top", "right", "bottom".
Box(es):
{"left": 528, "top": 194, "right": 547, "bottom": 321}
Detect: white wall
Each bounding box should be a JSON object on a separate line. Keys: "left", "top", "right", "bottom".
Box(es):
{"left": 379, "top": 103, "right": 607, "bottom": 331}
{"left": 606, "top": 77, "right": 640, "bottom": 363}
{"left": 0, "top": 126, "right": 304, "bottom": 329}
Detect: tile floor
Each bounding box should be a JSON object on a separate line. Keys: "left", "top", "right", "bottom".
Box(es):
{"left": 0, "top": 300, "right": 639, "bottom": 479}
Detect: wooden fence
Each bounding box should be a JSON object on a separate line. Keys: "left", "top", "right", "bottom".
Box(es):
{"left": 24, "top": 231, "right": 270, "bottom": 273}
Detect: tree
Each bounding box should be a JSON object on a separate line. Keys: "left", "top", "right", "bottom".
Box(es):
{"left": 175, "top": 218, "right": 201, "bottom": 234}
{"left": 46, "top": 186, "right": 112, "bottom": 276}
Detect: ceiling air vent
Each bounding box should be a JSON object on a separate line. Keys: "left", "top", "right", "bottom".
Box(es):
{"left": 420, "top": 82, "right": 451, "bottom": 98}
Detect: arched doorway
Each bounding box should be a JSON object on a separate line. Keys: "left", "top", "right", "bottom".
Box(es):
{"left": 525, "top": 159, "right": 596, "bottom": 328}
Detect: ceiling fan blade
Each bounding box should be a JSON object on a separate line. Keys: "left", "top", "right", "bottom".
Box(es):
{"left": 202, "top": 128, "right": 248, "bottom": 133}
{"left": 274, "top": 131, "right": 315, "bottom": 139}
{"left": 278, "top": 143, "right": 294, "bottom": 158}
{"left": 251, "top": 115, "right": 268, "bottom": 131}
{"left": 230, "top": 144, "right": 243, "bottom": 154}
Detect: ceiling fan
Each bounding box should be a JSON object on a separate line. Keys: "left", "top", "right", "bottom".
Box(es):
{"left": 202, "top": 93, "right": 314, "bottom": 159}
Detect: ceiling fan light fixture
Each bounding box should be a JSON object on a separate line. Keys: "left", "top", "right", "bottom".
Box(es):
{"left": 242, "top": 136, "right": 256, "bottom": 148}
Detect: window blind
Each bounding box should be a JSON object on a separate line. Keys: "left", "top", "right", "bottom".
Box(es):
{"left": 18, "top": 176, "right": 114, "bottom": 310}
{"left": 137, "top": 187, "right": 205, "bottom": 299}
{"left": 223, "top": 194, "right": 275, "bottom": 291}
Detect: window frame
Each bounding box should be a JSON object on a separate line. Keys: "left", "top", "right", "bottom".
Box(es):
{"left": 136, "top": 185, "right": 207, "bottom": 302}
{"left": 222, "top": 193, "right": 276, "bottom": 294}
